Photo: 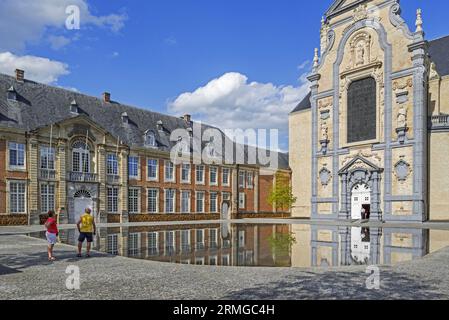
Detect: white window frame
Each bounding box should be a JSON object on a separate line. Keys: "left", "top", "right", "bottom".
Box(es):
{"left": 180, "top": 229, "right": 191, "bottom": 252}
{"left": 196, "top": 191, "right": 205, "bottom": 213}
{"left": 40, "top": 183, "right": 55, "bottom": 214}
{"left": 128, "top": 233, "right": 141, "bottom": 257}
{"left": 246, "top": 172, "right": 254, "bottom": 189}
{"left": 107, "top": 234, "right": 119, "bottom": 255}
{"left": 195, "top": 257, "right": 205, "bottom": 265}
{"left": 238, "top": 171, "right": 246, "bottom": 188}
{"left": 195, "top": 229, "right": 205, "bottom": 250}
{"left": 72, "top": 141, "right": 90, "bottom": 173}
{"left": 239, "top": 192, "right": 246, "bottom": 209}
{"left": 222, "top": 168, "right": 230, "bottom": 187}
{"left": 147, "top": 188, "right": 159, "bottom": 214}
{"left": 196, "top": 165, "right": 205, "bottom": 185}
{"left": 181, "top": 163, "right": 191, "bottom": 184}
{"left": 147, "top": 232, "right": 159, "bottom": 256}
{"left": 209, "top": 166, "right": 218, "bottom": 186}
{"left": 209, "top": 256, "right": 218, "bottom": 266}
{"left": 222, "top": 192, "right": 231, "bottom": 202}
{"left": 164, "top": 161, "right": 175, "bottom": 183}
{"left": 107, "top": 186, "right": 119, "bottom": 213}
{"left": 8, "top": 180, "right": 27, "bottom": 214}
{"left": 8, "top": 142, "right": 26, "bottom": 170}
{"left": 222, "top": 254, "right": 230, "bottom": 266}
{"left": 146, "top": 158, "right": 159, "bottom": 182}
{"left": 128, "top": 187, "right": 140, "bottom": 214}
{"left": 164, "top": 231, "right": 175, "bottom": 255}
{"left": 209, "top": 192, "right": 218, "bottom": 213}
{"left": 107, "top": 153, "right": 119, "bottom": 176}
{"left": 145, "top": 131, "right": 157, "bottom": 147}
{"left": 209, "top": 228, "right": 218, "bottom": 248}
{"left": 238, "top": 230, "right": 246, "bottom": 248}
{"left": 164, "top": 189, "right": 176, "bottom": 214}
{"left": 181, "top": 190, "right": 191, "bottom": 213}
{"left": 40, "top": 146, "right": 55, "bottom": 170}
{"left": 128, "top": 155, "right": 139, "bottom": 180}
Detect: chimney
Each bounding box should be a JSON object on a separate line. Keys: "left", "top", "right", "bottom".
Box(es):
{"left": 183, "top": 114, "right": 191, "bottom": 123}
{"left": 15, "top": 69, "right": 25, "bottom": 82}
{"left": 103, "top": 92, "right": 111, "bottom": 103}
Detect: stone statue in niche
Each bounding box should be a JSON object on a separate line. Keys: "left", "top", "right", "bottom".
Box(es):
{"left": 348, "top": 32, "right": 371, "bottom": 69}
{"left": 356, "top": 43, "right": 365, "bottom": 66}
{"left": 321, "top": 122, "right": 329, "bottom": 141}
{"left": 320, "top": 122, "right": 329, "bottom": 154}
{"left": 397, "top": 105, "right": 408, "bottom": 129}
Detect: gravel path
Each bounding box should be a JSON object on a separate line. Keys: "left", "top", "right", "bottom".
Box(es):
{"left": 1, "top": 234, "right": 448, "bottom": 300}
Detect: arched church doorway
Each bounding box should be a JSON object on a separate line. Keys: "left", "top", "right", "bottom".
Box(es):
{"left": 72, "top": 190, "right": 93, "bottom": 223}
{"left": 351, "top": 184, "right": 371, "bottom": 220}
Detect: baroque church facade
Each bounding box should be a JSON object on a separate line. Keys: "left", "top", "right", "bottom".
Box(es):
{"left": 290, "top": 0, "right": 449, "bottom": 222}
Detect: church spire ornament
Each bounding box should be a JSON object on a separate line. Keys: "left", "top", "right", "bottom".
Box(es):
{"left": 313, "top": 48, "right": 319, "bottom": 71}
{"left": 415, "top": 8, "right": 423, "bottom": 33}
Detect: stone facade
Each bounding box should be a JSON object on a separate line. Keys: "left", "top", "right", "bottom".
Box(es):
{"left": 290, "top": 0, "right": 449, "bottom": 222}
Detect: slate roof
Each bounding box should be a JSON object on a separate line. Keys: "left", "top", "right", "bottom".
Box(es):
{"left": 0, "top": 73, "right": 289, "bottom": 170}
{"left": 291, "top": 92, "right": 311, "bottom": 113}
{"left": 429, "top": 35, "right": 449, "bottom": 77}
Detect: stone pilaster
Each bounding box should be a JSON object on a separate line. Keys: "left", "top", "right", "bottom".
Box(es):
{"left": 119, "top": 226, "right": 129, "bottom": 257}
{"left": 98, "top": 145, "right": 107, "bottom": 223}
{"left": 120, "top": 149, "right": 129, "bottom": 223}
{"left": 369, "top": 228, "right": 382, "bottom": 265}
{"left": 254, "top": 171, "right": 259, "bottom": 213}
{"left": 29, "top": 138, "right": 39, "bottom": 225}
{"left": 57, "top": 140, "right": 68, "bottom": 224}
{"left": 231, "top": 167, "right": 238, "bottom": 218}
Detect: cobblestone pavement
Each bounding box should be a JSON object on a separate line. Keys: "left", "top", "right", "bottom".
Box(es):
{"left": 1, "top": 234, "right": 449, "bottom": 300}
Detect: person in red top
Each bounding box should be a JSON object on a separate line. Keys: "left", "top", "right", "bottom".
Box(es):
{"left": 44, "top": 210, "right": 59, "bottom": 261}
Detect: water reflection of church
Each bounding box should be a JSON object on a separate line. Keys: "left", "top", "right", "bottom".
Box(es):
{"left": 309, "top": 226, "right": 429, "bottom": 268}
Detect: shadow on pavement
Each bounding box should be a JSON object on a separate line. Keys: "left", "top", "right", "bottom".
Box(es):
{"left": 223, "top": 270, "right": 445, "bottom": 300}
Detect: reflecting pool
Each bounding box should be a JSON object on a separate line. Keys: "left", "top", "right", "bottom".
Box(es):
{"left": 30, "top": 223, "right": 449, "bottom": 268}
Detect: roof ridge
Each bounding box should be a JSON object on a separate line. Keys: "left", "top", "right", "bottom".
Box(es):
{"left": 0, "top": 72, "right": 213, "bottom": 130}
{"left": 429, "top": 34, "right": 449, "bottom": 42}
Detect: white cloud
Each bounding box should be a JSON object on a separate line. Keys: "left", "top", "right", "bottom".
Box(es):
{"left": 0, "top": 52, "right": 69, "bottom": 84}
{"left": 0, "top": 0, "right": 127, "bottom": 52}
{"left": 168, "top": 70, "right": 311, "bottom": 150}
{"left": 164, "top": 36, "right": 178, "bottom": 46}
{"left": 48, "top": 35, "right": 71, "bottom": 50}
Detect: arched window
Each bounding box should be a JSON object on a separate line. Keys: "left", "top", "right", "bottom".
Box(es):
{"left": 145, "top": 131, "right": 156, "bottom": 147}
{"left": 347, "top": 77, "right": 377, "bottom": 143}
{"left": 72, "top": 140, "right": 90, "bottom": 173}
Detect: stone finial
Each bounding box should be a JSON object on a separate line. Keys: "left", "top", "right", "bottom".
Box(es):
{"left": 415, "top": 8, "right": 423, "bottom": 33}
{"left": 313, "top": 48, "right": 319, "bottom": 70}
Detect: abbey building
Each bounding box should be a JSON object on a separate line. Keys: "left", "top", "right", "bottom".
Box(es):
{"left": 0, "top": 71, "right": 289, "bottom": 226}
{"left": 290, "top": 0, "right": 449, "bottom": 222}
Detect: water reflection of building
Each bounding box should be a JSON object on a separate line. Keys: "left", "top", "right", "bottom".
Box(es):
{"left": 95, "top": 224, "right": 292, "bottom": 267}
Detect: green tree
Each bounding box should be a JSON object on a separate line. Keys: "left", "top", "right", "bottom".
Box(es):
{"left": 268, "top": 172, "right": 297, "bottom": 211}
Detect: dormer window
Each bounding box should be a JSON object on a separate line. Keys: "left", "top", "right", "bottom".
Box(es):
{"left": 145, "top": 131, "right": 157, "bottom": 147}
{"left": 7, "top": 86, "right": 17, "bottom": 101}
{"left": 70, "top": 99, "right": 79, "bottom": 114}
{"left": 121, "top": 112, "right": 129, "bottom": 124}
{"left": 157, "top": 120, "right": 163, "bottom": 131}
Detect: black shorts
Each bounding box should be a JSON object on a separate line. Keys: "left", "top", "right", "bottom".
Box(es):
{"left": 78, "top": 232, "right": 93, "bottom": 243}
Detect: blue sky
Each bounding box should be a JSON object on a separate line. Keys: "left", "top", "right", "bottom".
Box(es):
{"left": 0, "top": 0, "right": 448, "bottom": 150}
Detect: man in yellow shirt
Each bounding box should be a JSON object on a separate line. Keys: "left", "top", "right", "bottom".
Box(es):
{"left": 76, "top": 208, "right": 97, "bottom": 258}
